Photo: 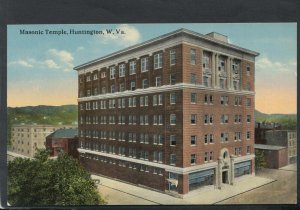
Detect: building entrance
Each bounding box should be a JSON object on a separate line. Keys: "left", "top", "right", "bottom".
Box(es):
{"left": 222, "top": 171, "right": 228, "bottom": 184}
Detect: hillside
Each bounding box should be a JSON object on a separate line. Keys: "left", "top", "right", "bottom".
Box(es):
{"left": 254, "top": 110, "right": 297, "bottom": 130}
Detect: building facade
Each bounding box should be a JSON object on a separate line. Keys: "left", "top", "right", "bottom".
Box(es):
{"left": 255, "top": 122, "right": 282, "bottom": 144}
{"left": 75, "top": 29, "right": 259, "bottom": 195}
{"left": 10, "top": 124, "right": 75, "bottom": 158}
{"left": 265, "top": 130, "right": 297, "bottom": 164}
{"left": 254, "top": 144, "right": 288, "bottom": 169}
{"left": 46, "top": 128, "right": 79, "bottom": 159}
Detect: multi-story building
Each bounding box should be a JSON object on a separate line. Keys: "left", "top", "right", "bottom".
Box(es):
{"left": 74, "top": 28, "right": 259, "bottom": 196}
{"left": 46, "top": 128, "right": 79, "bottom": 159}
{"left": 10, "top": 124, "right": 75, "bottom": 158}
{"left": 265, "top": 130, "right": 297, "bottom": 164}
{"left": 255, "top": 122, "right": 282, "bottom": 144}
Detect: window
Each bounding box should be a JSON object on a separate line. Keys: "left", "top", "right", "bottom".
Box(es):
{"left": 142, "top": 79, "right": 149, "bottom": 89}
{"left": 170, "top": 154, "right": 176, "bottom": 166}
{"left": 204, "top": 134, "right": 213, "bottom": 144}
{"left": 153, "top": 115, "right": 157, "bottom": 125}
{"left": 234, "top": 115, "right": 242, "bottom": 123}
{"left": 219, "top": 58, "right": 225, "bottom": 71}
{"left": 144, "top": 96, "right": 149, "bottom": 106}
{"left": 191, "top": 135, "right": 197, "bottom": 145}
{"left": 246, "top": 98, "right": 251, "bottom": 107}
{"left": 130, "top": 81, "right": 136, "bottom": 91}
{"left": 153, "top": 95, "right": 157, "bottom": 106}
{"left": 170, "top": 49, "right": 176, "bottom": 65}
{"left": 140, "top": 96, "right": 144, "bottom": 107}
{"left": 191, "top": 73, "right": 196, "bottom": 84}
{"left": 246, "top": 82, "right": 251, "bottom": 91}
{"left": 170, "top": 92, "right": 176, "bottom": 104}
{"left": 204, "top": 152, "right": 208, "bottom": 162}
{"left": 235, "top": 96, "right": 242, "bottom": 106}
{"left": 204, "top": 114, "right": 213, "bottom": 124}
{"left": 101, "top": 71, "right": 106, "bottom": 78}
{"left": 220, "top": 133, "right": 229, "bottom": 143}
{"left": 154, "top": 53, "right": 163, "bottom": 69}
{"left": 247, "top": 146, "right": 251, "bottom": 154}
{"left": 235, "top": 147, "right": 242, "bottom": 156}
{"left": 170, "top": 114, "right": 176, "bottom": 125}
{"left": 110, "top": 84, "right": 115, "bottom": 93}
{"left": 119, "top": 83, "right": 125, "bottom": 92}
{"left": 209, "top": 151, "right": 213, "bottom": 161}
{"left": 102, "top": 87, "right": 106, "bottom": 94}
{"left": 141, "top": 57, "right": 149, "bottom": 72}
{"left": 191, "top": 154, "right": 196, "bottom": 165}
{"left": 86, "top": 75, "right": 91, "bottom": 82}
{"left": 110, "top": 66, "right": 116, "bottom": 79}
{"left": 158, "top": 94, "right": 163, "bottom": 105}
{"left": 219, "top": 78, "right": 225, "bottom": 89}
{"left": 93, "top": 73, "right": 98, "bottom": 80}
{"left": 247, "top": 131, "right": 251, "bottom": 140}
{"left": 202, "top": 52, "right": 210, "bottom": 69}
{"left": 87, "top": 89, "right": 91, "bottom": 96}
{"left": 94, "top": 87, "right": 98, "bottom": 95}
{"left": 155, "top": 76, "right": 162, "bottom": 87}
{"left": 191, "top": 114, "right": 197, "bottom": 124}
{"left": 170, "top": 74, "right": 176, "bottom": 85}
{"left": 119, "top": 64, "right": 126, "bottom": 77}
{"left": 246, "top": 64, "right": 251, "bottom": 76}
{"left": 204, "top": 94, "right": 213, "bottom": 104}
{"left": 220, "top": 96, "right": 228, "bottom": 105}
{"left": 234, "top": 132, "right": 241, "bottom": 141}
{"left": 203, "top": 76, "right": 210, "bottom": 87}
{"left": 129, "top": 61, "right": 136, "bottom": 75}
{"left": 233, "top": 80, "right": 239, "bottom": 90}
{"left": 132, "top": 97, "right": 136, "bottom": 107}
{"left": 220, "top": 115, "right": 229, "bottom": 124}
{"left": 247, "top": 115, "right": 251, "bottom": 123}
{"left": 170, "top": 135, "right": 176, "bottom": 146}
{"left": 158, "top": 115, "right": 163, "bottom": 125}
{"left": 190, "top": 49, "right": 196, "bottom": 65}
{"left": 232, "top": 62, "right": 239, "bottom": 74}
{"left": 191, "top": 93, "right": 197, "bottom": 103}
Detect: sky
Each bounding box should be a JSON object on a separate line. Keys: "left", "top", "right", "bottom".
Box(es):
{"left": 7, "top": 23, "right": 297, "bottom": 114}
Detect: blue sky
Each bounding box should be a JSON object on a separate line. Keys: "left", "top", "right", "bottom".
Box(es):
{"left": 7, "top": 23, "right": 297, "bottom": 114}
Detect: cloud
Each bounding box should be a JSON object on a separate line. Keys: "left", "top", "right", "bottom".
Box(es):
{"left": 48, "top": 49, "right": 74, "bottom": 63}
{"left": 9, "top": 59, "right": 34, "bottom": 68}
{"left": 256, "top": 56, "right": 295, "bottom": 73}
{"left": 101, "top": 24, "right": 141, "bottom": 46}
{"left": 44, "top": 59, "right": 60, "bottom": 69}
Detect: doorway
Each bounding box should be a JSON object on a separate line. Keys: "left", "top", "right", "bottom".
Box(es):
{"left": 222, "top": 171, "right": 228, "bottom": 184}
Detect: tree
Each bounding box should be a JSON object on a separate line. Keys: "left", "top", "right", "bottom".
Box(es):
{"left": 8, "top": 150, "right": 106, "bottom": 206}
{"left": 255, "top": 149, "right": 266, "bottom": 170}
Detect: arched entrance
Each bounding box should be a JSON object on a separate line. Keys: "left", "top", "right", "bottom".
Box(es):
{"left": 216, "top": 148, "right": 235, "bottom": 189}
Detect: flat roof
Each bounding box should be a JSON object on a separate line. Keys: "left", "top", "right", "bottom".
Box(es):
{"left": 254, "top": 144, "right": 286, "bottom": 151}
{"left": 74, "top": 28, "right": 259, "bottom": 71}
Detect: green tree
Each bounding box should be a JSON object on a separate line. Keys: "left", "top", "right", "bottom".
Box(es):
{"left": 8, "top": 150, "right": 106, "bottom": 206}
{"left": 255, "top": 149, "right": 266, "bottom": 170}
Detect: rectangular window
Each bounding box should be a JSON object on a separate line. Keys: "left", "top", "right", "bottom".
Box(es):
{"left": 219, "top": 58, "right": 225, "bottom": 71}
{"left": 247, "top": 146, "right": 251, "bottom": 154}
{"left": 119, "top": 64, "right": 126, "bottom": 77}
{"left": 247, "top": 131, "right": 251, "bottom": 140}
{"left": 130, "top": 81, "right": 136, "bottom": 91}
{"left": 170, "top": 154, "right": 176, "bottom": 166}
{"left": 170, "top": 49, "right": 176, "bottom": 65}
{"left": 191, "top": 135, "right": 197, "bottom": 145}
{"left": 170, "top": 114, "right": 176, "bottom": 125}
{"left": 158, "top": 94, "right": 163, "bottom": 105}
{"left": 101, "top": 71, "right": 106, "bottom": 78}
{"left": 93, "top": 74, "right": 98, "bottom": 80}
{"left": 102, "top": 87, "right": 106, "bottom": 94}
{"left": 220, "top": 96, "right": 229, "bottom": 105}
{"left": 153, "top": 115, "right": 157, "bottom": 125}
{"left": 170, "top": 92, "right": 176, "bottom": 105}
{"left": 144, "top": 96, "right": 148, "bottom": 106}
{"left": 142, "top": 79, "right": 149, "bottom": 89}
{"left": 202, "top": 52, "right": 210, "bottom": 69}
{"left": 191, "top": 93, "right": 197, "bottom": 103}
{"left": 141, "top": 57, "right": 149, "bottom": 72}
{"left": 246, "top": 98, "right": 251, "bottom": 107}
{"left": 155, "top": 76, "right": 162, "bottom": 87}
{"left": 220, "top": 115, "right": 229, "bottom": 124}
{"left": 235, "top": 132, "right": 241, "bottom": 141}
{"left": 140, "top": 96, "right": 144, "bottom": 107}
{"left": 191, "top": 154, "right": 196, "bottom": 165}
{"left": 132, "top": 97, "right": 136, "bottom": 107}
{"left": 110, "top": 66, "right": 116, "bottom": 79}
{"left": 204, "top": 94, "right": 213, "bottom": 104}
{"left": 219, "top": 78, "right": 225, "bottom": 89}
{"left": 190, "top": 49, "right": 196, "bottom": 65}
{"left": 203, "top": 76, "right": 210, "bottom": 87}
{"left": 234, "top": 115, "right": 242, "bottom": 123}
{"left": 209, "top": 151, "right": 213, "bottom": 161}
{"left": 154, "top": 53, "right": 163, "bottom": 69}
{"left": 246, "top": 64, "right": 251, "bottom": 76}
{"left": 191, "top": 73, "right": 196, "bottom": 84}
{"left": 191, "top": 114, "right": 197, "bottom": 124}
{"left": 158, "top": 115, "right": 163, "bottom": 125}
{"left": 119, "top": 83, "right": 125, "bottom": 92}
{"left": 170, "top": 74, "right": 176, "bottom": 85}
{"left": 110, "top": 84, "right": 115, "bottom": 93}
{"left": 220, "top": 133, "right": 229, "bottom": 143}
{"left": 129, "top": 61, "right": 136, "bottom": 75}
{"left": 233, "top": 80, "right": 239, "bottom": 90}
{"left": 153, "top": 95, "right": 157, "bottom": 106}
{"left": 204, "top": 152, "right": 208, "bottom": 162}
{"left": 170, "top": 135, "right": 176, "bottom": 146}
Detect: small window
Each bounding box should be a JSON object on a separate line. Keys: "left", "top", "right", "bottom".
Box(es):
{"left": 191, "top": 135, "right": 197, "bottom": 145}
{"left": 170, "top": 49, "right": 176, "bottom": 65}
{"left": 191, "top": 154, "right": 196, "bottom": 165}
{"left": 190, "top": 49, "right": 196, "bottom": 65}
{"left": 191, "top": 93, "right": 197, "bottom": 103}
{"left": 142, "top": 79, "right": 149, "bottom": 89}
{"left": 170, "top": 114, "right": 176, "bottom": 125}
{"left": 154, "top": 53, "right": 163, "bottom": 69}
{"left": 191, "top": 114, "right": 197, "bottom": 124}
{"left": 170, "top": 135, "right": 176, "bottom": 146}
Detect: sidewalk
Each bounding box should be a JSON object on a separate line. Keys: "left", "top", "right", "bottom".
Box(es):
{"left": 92, "top": 174, "right": 274, "bottom": 205}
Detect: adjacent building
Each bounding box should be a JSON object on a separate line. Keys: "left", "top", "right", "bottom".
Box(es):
{"left": 10, "top": 124, "right": 75, "bottom": 158}
{"left": 265, "top": 130, "right": 297, "bottom": 164}
{"left": 46, "top": 128, "right": 79, "bottom": 159}
{"left": 254, "top": 144, "right": 288, "bottom": 169}
{"left": 255, "top": 122, "right": 282, "bottom": 144}
{"left": 74, "top": 28, "right": 259, "bottom": 195}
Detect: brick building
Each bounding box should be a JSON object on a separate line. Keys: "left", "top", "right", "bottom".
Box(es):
{"left": 255, "top": 122, "right": 282, "bottom": 144}
{"left": 265, "top": 130, "right": 297, "bottom": 164}
{"left": 45, "top": 128, "right": 79, "bottom": 159}
{"left": 10, "top": 124, "right": 75, "bottom": 158}
{"left": 74, "top": 28, "right": 259, "bottom": 195}
{"left": 254, "top": 144, "right": 288, "bottom": 169}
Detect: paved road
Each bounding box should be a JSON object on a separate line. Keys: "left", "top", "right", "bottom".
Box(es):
{"left": 218, "top": 164, "right": 297, "bottom": 204}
